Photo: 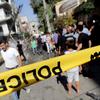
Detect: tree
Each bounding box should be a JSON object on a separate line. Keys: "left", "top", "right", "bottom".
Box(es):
{"left": 53, "top": 15, "right": 77, "bottom": 29}
{"left": 30, "top": 0, "right": 62, "bottom": 32}
{"left": 66, "top": 16, "right": 77, "bottom": 25}
{"left": 73, "top": 0, "right": 95, "bottom": 22}
{"left": 30, "top": 0, "right": 51, "bottom": 32}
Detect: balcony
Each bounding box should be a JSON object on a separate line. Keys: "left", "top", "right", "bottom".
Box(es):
{"left": 0, "top": 15, "right": 12, "bottom": 23}
{"left": 0, "top": 0, "right": 11, "bottom": 11}
{"left": 0, "top": 0, "right": 9, "bottom": 3}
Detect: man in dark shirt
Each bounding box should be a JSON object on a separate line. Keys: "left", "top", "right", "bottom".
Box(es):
{"left": 78, "top": 33, "right": 89, "bottom": 49}
{"left": 76, "top": 25, "right": 89, "bottom": 50}
{"left": 17, "top": 41, "right": 26, "bottom": 61}
{"left": 57, "top": 30, "right": 66, "bottom": 55}
{"left": 76, "top": 24, "right": 90, "bottom": 76}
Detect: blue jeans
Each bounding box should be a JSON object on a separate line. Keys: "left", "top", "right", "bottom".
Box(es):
{"left": 12, "top": 91, "right": 19, "bottom": 100}
{"left": 5, "top": 66, "right": 20, "bottom": 100}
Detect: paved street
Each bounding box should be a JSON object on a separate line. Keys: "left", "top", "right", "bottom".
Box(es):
{"left": 0, "top": 51, "right": 100, "bottom": 100}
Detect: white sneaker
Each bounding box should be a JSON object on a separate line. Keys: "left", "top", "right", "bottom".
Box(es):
{"left": 26, "top": 88, "right": 31, "bottom": 93}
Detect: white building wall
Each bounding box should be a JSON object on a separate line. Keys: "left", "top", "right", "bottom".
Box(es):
{"left": 9, "top": 0, "right": 11, "bottom": 4}
{"left": 2, "top": 23, "right": 9, "bottom": 36}
{"left": 0, "top": 0, "right": 19, "bottom": 36}
{"left": 55, "top": 1, "right": 67, "bottom": 17}
{"left": 0, "top": 9, "right": 5, "bottom": 21}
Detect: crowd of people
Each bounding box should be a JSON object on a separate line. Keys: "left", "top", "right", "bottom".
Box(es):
{"left": 0, "top": 19, "right": 100, "bottom": 99}
{"left": 29, "top": 20, "right": 100, "bottom": 96}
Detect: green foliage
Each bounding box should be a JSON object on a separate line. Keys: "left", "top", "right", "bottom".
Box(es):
{"left": 30, "top": 0, "right": 43, "bottom": 14}
{"left": 66, "top": 17, "right": 77, "bottom": 25}
{"left": 82, "top": 2, "right": 94, "bottom": 13}
{"left": 53, "top": 0, "right": 62, "bottom": 3}
{"left": 74, "top": 1, "right": 95, "bottom": 15}
{"left": 21, "top": 32, "right": 30, "bottom": 38}
{"left": 53, "top": 15, "right": 77, "bottom": 29}
{"left": 30, "top": 0, "right": 62, "bottom": 31}
{"left": 53, "top": 17, "right": 64, "bottom": 29}
{"left": 46, "top": 0, "right": 62, "bottom": 4}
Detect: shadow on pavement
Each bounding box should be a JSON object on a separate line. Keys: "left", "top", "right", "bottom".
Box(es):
{"left": 86, "top": 91, "right": 100, "bottom": 100}
{"left": 56, "top": 74, "right": 68, "bottom": 91}
{"left": 56, "top": 74, "right": 78, "bottom": 93}
{"left": 81, "top": 58, "right": 100, "bottom": 85}
{"left": 89, "top": 58, "right": 100, "bottom": 85}
{"left": 83, "top": 58, "right": 100, "bottom": 99}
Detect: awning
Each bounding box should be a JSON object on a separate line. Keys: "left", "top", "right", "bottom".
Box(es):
{"left": 59, "top": 0, "right": 78, "bottom": 13}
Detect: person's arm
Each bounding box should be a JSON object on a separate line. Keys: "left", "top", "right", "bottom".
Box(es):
{"left": 17, "top": 55, "right": 23, "bottom": 67}
{"left": 58, "top": 46, "right": 61, "bottom": 55}
{"left": 77, "top": 43, "right": 82, "bottom": 51}
{"left": 89, "top": 26, "right": 94, "bottom": 33}
{"left": 89, "top": 40, "right": 92, "bottom": 47}
{"left": 77, "top": 34, "right": 82, "bottom": 51}
{"left": 14, "top": 48, "right": 23, "bottom": 67}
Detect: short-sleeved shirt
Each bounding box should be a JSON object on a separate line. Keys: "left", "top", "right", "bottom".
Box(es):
{"left": 1, "top": 47, "right": 19, "bottom": 68}
{"left": 78, "top": 33, "right": 89, "bottom": 49}
{"left": 17, "top": 44, "right": 23, "bottom": 55}
{"left": 82, "top": 27, "right": 91, "bottom": 36}
{"left": 64, "top": 50, "right": 79, "bottom": 72}
{"left": 31, "top": 40, "right": 37, "bottom": 49}
{"left": 57, "top": 35, "right": 66, "bottom": 51}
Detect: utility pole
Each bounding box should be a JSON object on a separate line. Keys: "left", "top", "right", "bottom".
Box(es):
{"left": 42, "top": 0, "right": 51, "bottom": 33}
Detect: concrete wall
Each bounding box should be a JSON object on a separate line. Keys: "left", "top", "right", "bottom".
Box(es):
{"left": 0, "top": 9, "right": 5, "bottom": 21}
{"left": 2, "top": 23, "right": 9, "bottom": 36}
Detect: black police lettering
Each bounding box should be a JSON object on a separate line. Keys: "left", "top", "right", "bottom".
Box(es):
{"left": 0, "top": 61, "right": 63, "bottom": 93}
{"left": 22, "top": 73, "right": 29, "bottom": 84}
{"left": 38, "top": 66, "right": 51, "bottom": 79}
{"left": 91, "top": 51, "right": 100, "bottom": 60}
{"left": 26, "top": 61, "right": 62, "bottom": 81}
{"left": 0, "top": 79, "right": 7, "bottom": 92}
{"left": 26, "top": 69, "right": 40, "bottom": 81}
{"left": 52, "top": 61, "right": 62, "bottom": 75}
{"left": 7, "top": 75, "right": 21, "bottom": 88}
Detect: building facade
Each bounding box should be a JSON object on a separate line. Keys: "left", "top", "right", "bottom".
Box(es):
{"left": 55, "top": 0, "right": 87, "bottom": 17}
{"left": 30, "top": 21, "right": 39, "bottom": 37}
{"left": 18, "top": 16, "right": 39, "bottom": 37}
{"left": 18, "top": 16, "right": 31, "bottom": 34}
{"left": 0, "top": 0, "right": 18, "bottom": 36}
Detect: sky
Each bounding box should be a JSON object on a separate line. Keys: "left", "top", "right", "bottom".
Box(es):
{"left": 15, "top": 0, "right": 38, "bottom": 22}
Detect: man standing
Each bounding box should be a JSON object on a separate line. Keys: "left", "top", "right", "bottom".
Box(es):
{"left": 76, "top": 24, "right": 90, "bottom": 76}
{"left": 76, "top": 24, "right": 89, "bottom": 50}
{"left": 0, "top": 36, "right": 22, "bottom": 100}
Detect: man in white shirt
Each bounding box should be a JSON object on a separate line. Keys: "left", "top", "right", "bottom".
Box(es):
{"left": 0, "top": 37, "right": 22, "bottom": 100}
{"left": 1, "top": 47, "right": 22, "bottom": 69}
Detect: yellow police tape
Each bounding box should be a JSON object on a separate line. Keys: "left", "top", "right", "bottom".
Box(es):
{"left": 0, "top": 45, "right": 100, "bottom": 96}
